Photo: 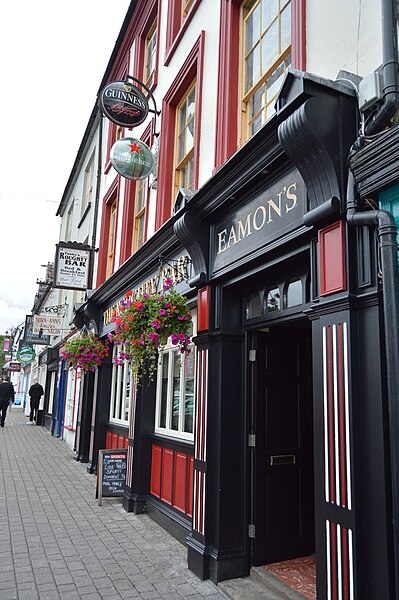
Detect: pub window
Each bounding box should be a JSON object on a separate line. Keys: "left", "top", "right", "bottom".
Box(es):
{"left": 242, "top": 0, "right": 291, "bottom": 141}
{"left": 175, "top": 82, "right": 196, "bottom": 195}
{"left": 155, "top": 312, "right": 196, "bottom": 440}
{"left": 286, "top": 279, "right": 302, "bottom": 307}
{"left": 264, "top": 287, "right": 281, "bottom": 312}
{"left": 246, "top": 292, "right": 262, "bottom": 319}
{"left": 110, "top": 345, "right": 131, "bottom": 425}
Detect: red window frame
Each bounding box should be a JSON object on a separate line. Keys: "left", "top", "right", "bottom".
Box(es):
{"left": 164, "top": 0, "right": 202, "bottom": 65}
{"left": 96, "top": 177, "right": 120, "bottom": 286}
{"left": 155, "top": 31, "right": 205, "bottom": 229}
{"left": 119, "top": 120, "right": 154, "bottom": 263}
{"left": 132, "top": 0, "right": 161, "bottom": 92}
{"left": 214, "top": 0, "right": 306, "bottom": 170}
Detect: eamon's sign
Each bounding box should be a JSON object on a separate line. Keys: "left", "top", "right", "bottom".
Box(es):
{"left": 211, "top": 169, "right": 306, "bottom": 273}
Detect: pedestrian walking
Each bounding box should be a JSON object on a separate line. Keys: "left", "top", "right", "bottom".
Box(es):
{"left": 27, "top": 378, "right": 44, "bottom": 424}
{"left": 0, "top": 375, "right": 15, "bottom": 427}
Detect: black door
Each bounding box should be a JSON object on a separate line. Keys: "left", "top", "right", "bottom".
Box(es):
{"left": 252, "top": 326, "right": 314, "bottom": 565}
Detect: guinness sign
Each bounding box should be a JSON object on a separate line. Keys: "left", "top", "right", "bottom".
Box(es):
{"left": 100, "top": 80, "right": 149, "bottom": 127}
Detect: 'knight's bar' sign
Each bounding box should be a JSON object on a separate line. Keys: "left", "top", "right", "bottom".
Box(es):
{"left": 211, "top": 169, "right": 306, "bottom": 273}
{"left": 54, "top": 242, "right": 92, "bottom": 291}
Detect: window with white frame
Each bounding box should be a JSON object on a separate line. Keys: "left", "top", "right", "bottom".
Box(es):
{"left": 155, "top": 311, "right": 196, "bottom": 440}
{"left": 109, "top": 345, "right": 131, "bottom": 424}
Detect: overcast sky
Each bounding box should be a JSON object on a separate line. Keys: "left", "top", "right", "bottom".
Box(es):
{"left": 0, "top": 0, "right": 131, "bottom": 335}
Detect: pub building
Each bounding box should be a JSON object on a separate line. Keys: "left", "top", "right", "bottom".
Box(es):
{"left": 73, "top": 69, "right": 398, "bottom": 600}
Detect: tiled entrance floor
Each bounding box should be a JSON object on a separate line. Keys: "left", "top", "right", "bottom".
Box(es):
{"left": 263, "top": 556, "right": 317, "bottom": 599}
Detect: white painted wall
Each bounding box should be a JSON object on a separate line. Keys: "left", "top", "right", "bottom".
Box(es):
{"left": 306, "top": 0, "right": 382, "bottom": 80}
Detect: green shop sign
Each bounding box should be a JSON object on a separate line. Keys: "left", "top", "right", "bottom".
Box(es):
{"left": 17, "top": 346, "right": 36, "bottom": 364}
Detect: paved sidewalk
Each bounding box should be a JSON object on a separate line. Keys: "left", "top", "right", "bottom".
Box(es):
{"left": 0, "top": 407, "right": 227, "bottom": 600}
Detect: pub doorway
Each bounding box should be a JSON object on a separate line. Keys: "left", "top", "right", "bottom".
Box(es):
{"left": 247, "top": 321, "right": 315, "bottom": 592}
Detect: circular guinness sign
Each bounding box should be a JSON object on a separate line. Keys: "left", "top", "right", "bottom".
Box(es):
{"left": 110, "top": 137, "right": 154, "bottom": 180}
{"left": 100, "top": 81, "right": 149, "bottom": 127}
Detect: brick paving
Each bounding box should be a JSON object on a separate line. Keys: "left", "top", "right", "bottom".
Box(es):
{"left": 0, "top": 406, "right": 227, "bottom": 600}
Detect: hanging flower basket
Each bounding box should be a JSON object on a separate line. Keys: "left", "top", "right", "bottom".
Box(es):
{"left": 61, "top": 332, "right": 109, "bottom": 372}
{"left": 110, "top": 278, "right": 192, "bottom": 380}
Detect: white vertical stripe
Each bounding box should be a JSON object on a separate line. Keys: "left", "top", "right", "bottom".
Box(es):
{"left": 196, "top": 352, "right": 202, "bottom": 460}
{"left": 203, "top": 350, "right": 208, "bottom": 463}
{"left": 343, "top": 322, "right": 352, "bottom": 510}
{"left": 201, "top": 472, "right": 206, "bottom": 535}
{"left": 323, "top": 326, "right": 330, "bottom": 503}
{"left": 193, "top": 470, "right": 198, "bottom": 531}
{"left": 337, "top": 524, "right": 342, "bottom": 600}
{"left": 326, "top": 520, "right": 332, "bottom": 600}
{"left": 348, "top": 528, "right": 354, "bottom": 600}
{"left": 333, "top": 325, "right": 340, "bottom": 506}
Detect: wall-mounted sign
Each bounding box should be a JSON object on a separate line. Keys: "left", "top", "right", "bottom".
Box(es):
{"left": 110, "top": 137, "right": 154, "bottom": 180}
{"left": 211, "top": 169, "right": 306, "bottom": 274}
{"left": 7, "top": 362, "right": 21, "bottom": 372}
{"left": 17, "top": 346, "right": 36, "bottom": 365}
{"left": 33, "top": 314, "right": 63, "bottom": 336}
{"left": 100, "top": 80, "right": 149, "bottom": 128}
{"left": 23, "top": 315, "right": 50, "bottom": 346}
{"left": 54, "top": 242, "right": 92, "bottom": 291}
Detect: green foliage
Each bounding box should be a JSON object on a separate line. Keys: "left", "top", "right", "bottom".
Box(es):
{"left": 61, "top": 333, "right": 109, "bottom": 372}
{"left": 110, "top": 279, "right": 192, "bottom": 381}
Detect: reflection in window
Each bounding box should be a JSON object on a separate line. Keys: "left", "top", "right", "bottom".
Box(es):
{"left": 155, "top": 313, "right": 196, "bottom": 440}
{"left": 286, "top": 279, "right": 302, "bottom": 307}
{"left": 265, "top": 287, "right": 281, "bottom": 312}
{"left": 110, "top": 345, "right": 131, "bottom": 425}
{"left": 246, "top": 292, "right": 261, "bottom": 319}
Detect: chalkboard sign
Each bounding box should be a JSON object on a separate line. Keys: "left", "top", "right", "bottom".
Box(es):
{"left": 97, "top": 449, "right": 127, "bottom": 505}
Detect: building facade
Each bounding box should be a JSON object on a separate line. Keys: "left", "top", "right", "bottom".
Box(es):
{"left": 41, "top": 1, "right": 399, "bottom": 598}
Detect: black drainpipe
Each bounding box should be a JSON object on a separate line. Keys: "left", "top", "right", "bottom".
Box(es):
{"left": 90, "top": 112, "right": 103, "bottom": 289}
{"left": 346, "top": 170, "right": 399, "bottom": 598}
{"left": 364, "top": 0, "right": 399, "bottom": 135}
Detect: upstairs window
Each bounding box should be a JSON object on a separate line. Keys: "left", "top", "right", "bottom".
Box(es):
{"left": 106, "top": 201, "right": 117, "bottom": 278}
{"left": 132, "top": 178, "right": 147, "bottom": 252}
{"left": 242, "top": 0, "right": 291, "bottom": 139}
{"left": 175, "top": 82, "right": 196, "bottom": 194}
{"left": 144, "top": 19, "right": 157, "bottom": 89}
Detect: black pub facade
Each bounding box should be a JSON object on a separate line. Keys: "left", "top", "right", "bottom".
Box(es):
{"left": 76, "top": 71, "right": 397, "bottom": 599}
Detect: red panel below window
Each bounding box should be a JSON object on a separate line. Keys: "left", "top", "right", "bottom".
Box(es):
{"left": 319, "top": 221, "right": 346, "bottom": 296}
{"left": 173, "top": 452, "right": 187, "bottom": 513}
{"left": 106, "top": 431, "right": 112, "bottom": 449}
{"left": 187, "top": 455, "right": 194, "bottom": 518}
{"left": 111, "top": 433, "right": 118, "bottom": 449}
{"left": 150, "top": 445, "right": 162, "bottom": 497}
{"left": 161, "top": 448, "right": 173, "bottom": 505}
{"left": 198, "top": 286, "right": 209, "bottom": 332}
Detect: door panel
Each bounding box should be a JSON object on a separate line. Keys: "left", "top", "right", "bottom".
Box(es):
{"left": 253, "top": 327, "right": 314, "bottom": 565}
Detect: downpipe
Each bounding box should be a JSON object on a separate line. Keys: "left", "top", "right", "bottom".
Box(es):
{"left": 347, "top": 170, "right": 399, "bottom": 598}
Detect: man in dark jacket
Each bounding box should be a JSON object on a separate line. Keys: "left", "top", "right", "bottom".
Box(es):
{"left": 0, "top": 375, "right": 15, "bottom": 427}
{"left": 28, "top": 379, "right": 44, "bottom": 424}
